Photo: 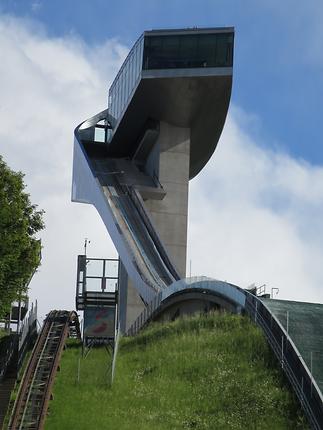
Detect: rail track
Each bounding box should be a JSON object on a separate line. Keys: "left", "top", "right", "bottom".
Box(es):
{"left": 8, "top": 310, "right": 81, "bottom": 430}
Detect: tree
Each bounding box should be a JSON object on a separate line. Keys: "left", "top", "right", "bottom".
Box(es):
{"left": 0, "top": 156, "right": 44, "bottom": 319}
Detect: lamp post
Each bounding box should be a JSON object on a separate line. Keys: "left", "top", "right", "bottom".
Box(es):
{"left": 84, "top": 238, "right": 90, "bottom": 256}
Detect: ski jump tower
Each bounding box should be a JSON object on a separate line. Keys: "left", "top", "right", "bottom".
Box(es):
{"left": 72, "top": 27, "right": 234, "bottom": 331}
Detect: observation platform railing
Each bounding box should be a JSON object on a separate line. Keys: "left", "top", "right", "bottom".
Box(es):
{"left": 245, "top": 293, "right": 323, "bottom": 430}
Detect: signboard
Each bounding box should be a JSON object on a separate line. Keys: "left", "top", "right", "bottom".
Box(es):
{"left": 84, "top": 307, "right": 116, "bottom": 338}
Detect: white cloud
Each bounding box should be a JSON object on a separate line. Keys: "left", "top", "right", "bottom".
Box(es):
{"left": 0, "top": 16, "right": 127, "bottom": 320}
{"left": 0, "top": 14, "right": 322, "bottom": 324}
{"left": 188, "top": 107, "right": 323, "bottom": 303}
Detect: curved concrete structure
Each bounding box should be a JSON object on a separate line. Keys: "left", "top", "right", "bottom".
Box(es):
{"left": 72, "top": 27, "right": 234, "bottom": 315}
{"left": 106, "top": 28, "right": 233, "bottom": 179}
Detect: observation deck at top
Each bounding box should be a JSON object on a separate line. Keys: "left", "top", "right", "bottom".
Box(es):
{"left": 84, "top": 27, "right": 234, "bottom": 179}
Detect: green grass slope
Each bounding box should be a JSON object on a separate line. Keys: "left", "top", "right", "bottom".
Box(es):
{"left": 45, "top": 313, "right": 308, "bottom": 430}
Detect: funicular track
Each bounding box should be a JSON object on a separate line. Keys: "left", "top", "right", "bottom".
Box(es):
{"left": 8, "top": 310, "right": 80, "bottom": 430}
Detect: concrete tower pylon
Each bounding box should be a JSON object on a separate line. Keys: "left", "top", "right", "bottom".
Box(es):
{"left": 122, "top": 122, "right": 190, "bottom": 330}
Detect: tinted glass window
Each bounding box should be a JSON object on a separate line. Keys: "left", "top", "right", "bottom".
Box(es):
{"left": 143, "top": 32, "right": 233, "bottom": 70}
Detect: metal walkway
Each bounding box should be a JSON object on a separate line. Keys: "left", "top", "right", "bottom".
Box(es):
{"left": 8, "top": 310, "right": 80, "bottom": 430}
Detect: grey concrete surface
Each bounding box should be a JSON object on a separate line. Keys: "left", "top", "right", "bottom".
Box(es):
{"left": 144, "top": 122, "right": 190, "bottom": 278}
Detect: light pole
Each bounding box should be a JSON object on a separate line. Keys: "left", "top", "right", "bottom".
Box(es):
{"left": 84, "top": 238, "right": 90, "bottom": 256}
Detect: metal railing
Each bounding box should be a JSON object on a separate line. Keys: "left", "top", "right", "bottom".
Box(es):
{"left": 245, "top": 293, "right": 323, "bottom": 430}
{"left": 126, "top": 292, "right": 162, "bottom": 336}
{"left": 0, "top": 335, "right": 18, "bottom": 381}
{"left": 0, "top": 302, "right": 38, "bottom": 381}
{"left": 9, "top": 310, "right": 81, "bottom": 430}
{"left": 19, "top": 301, "right": 37, "bottom": 350}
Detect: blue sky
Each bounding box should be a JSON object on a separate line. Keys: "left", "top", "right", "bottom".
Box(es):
{"left": 2, "top": 0, "right": 323, "bottom": 165}
{"left": 1, "top": 1, "right": 323, "bottom": 316}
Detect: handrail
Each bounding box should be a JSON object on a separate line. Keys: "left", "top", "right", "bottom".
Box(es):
{"left": 19, "top": 301, "right": 37, "bottom": 350}
{"left": 245, "top": 293, "right": 323, "bottom": 430}
{"left": 0, "top": 303, "right": 38, "bottom": 381}
{"left": 0, "top": 335, "right": 18, "bottom": 381}
{"left": 77, "top": 109, "right": 114, "bottom": 132}
{"left": 126, "top": 292, "right": 162, "bottom": 336}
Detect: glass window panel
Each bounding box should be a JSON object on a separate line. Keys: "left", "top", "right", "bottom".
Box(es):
{"left": 226, "top": 34, "right": 234, "bottom": 66}
{"left": 110, "top": 100, "right": 114, "bottom": 118}
{"left": 123, "top": 68, "right": 127, "bottom": 109}
{"left": 197, "top": 34, "right": 217, "bottom": 67}
{"left": 94, "top": 127, "right": 105, "bottom": 142}
{"left": 179, "top": 35, "right": 198, "bottom": 67}
{"left": 115, "top": 80, "right": 121, "bottom": 118}
{"left": 133, "top": 45, "right": 138, "bottom": 80}
{"left": 134, "top": 44, "right": 139, "bottom": 77}
{"left": 144, "top": 36, "right": 163, "bottom": 69}
{"left": 120, "top": 70, "right": 125, "bottom": 111}
{"left": 160, "top": 36, "right": 180, "bottom": 67}
{"left": 134, "top": 51, "right": 138, "bottom": 80}
{"left": 118, "top": 78, "right": 122, "bottom": 115}
{"left": 129, "top": 54, "right": 134, "bottom": 91}
{"left": 129, "top": 58, "right": 133, "bottom": 93}
{"left": 103, "top": 278, "right": 118, "bottom": 292}
{"left": 215, "top": 34, "right": 230, "bottom": 66}
{"left": 143, "top": 32, "right": 233, "bottom": 70}
{"left": 85, "top": 278, "right": 102, "bottom": 292}
{"left": 113, "top": 87, "right": 117, "bottom": 118}
{"left": 143, "top": 38, "right": 149, "bottom": 69}
{"left": 86, "top": 259, "right": 104, "bottom": 277}
{"left": 124, "top": 67, "right": 128, "bottom": 108}
{"left": 138, "top": 41, "right": 142, "bottom": 74}
{"left": 112, "top": 91, "right": 116, "bottom": 117}
{"left": 104, "top": 260, "right": 119, "bottom": 278}
{"left": 139, "top": 37, "right": 144, "bottom": 69}
{"left": 128, "top": 55, "right": 133, "bottom": 90}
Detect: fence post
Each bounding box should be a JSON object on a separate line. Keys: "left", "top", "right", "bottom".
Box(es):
{"left": 281, "top": 336, "right": 284, "bottom": 369}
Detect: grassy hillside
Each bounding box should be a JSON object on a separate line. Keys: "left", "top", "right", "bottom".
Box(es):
{"left": 45, "top": 312, "right": 308, "bottom": 430}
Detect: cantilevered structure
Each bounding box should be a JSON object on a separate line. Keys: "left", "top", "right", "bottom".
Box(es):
{"left": 72, "top": 27, "right": 234, "bottom": 326}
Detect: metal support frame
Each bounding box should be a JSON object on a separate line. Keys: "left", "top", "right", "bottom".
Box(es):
{"left": 9, "top": 311, "right": 81, "bottom": 430}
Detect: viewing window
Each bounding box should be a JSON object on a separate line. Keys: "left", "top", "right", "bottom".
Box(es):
{"left": 143, "top": 32, "right": 233, "bottom": 70}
